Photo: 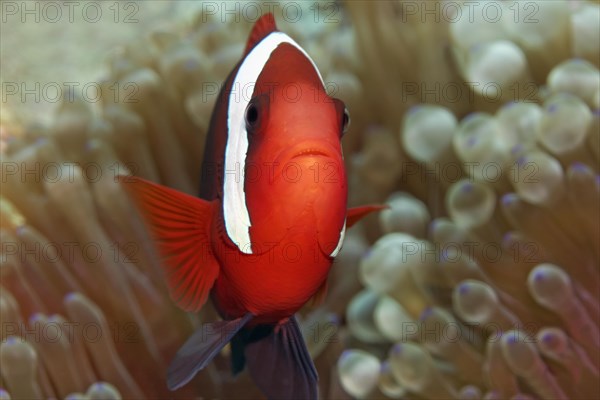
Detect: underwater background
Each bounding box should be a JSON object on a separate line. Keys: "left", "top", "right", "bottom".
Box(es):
{"left": 1, "top": 1, "right": 599, "bottom": 399}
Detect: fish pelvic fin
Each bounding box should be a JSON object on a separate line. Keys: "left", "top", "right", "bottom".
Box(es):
{"left": 117, "top": 175, "right": 219, "bottom": 312}
{"left": 167, "top": 313, "right": 254, "bottom": 390}
{"left": 347, "top": 204, "right": 389, "bottom": 228}
{"left": 244, "top": 316, "right": 318, "bottom": 400}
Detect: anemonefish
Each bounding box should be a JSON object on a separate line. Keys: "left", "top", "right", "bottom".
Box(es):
{"left": 119, "top": 13, "right": 384, "bottom": 400}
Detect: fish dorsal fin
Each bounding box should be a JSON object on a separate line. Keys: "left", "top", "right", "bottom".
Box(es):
{"left": 245, "top": 13, "right": 277, "bottom": 54}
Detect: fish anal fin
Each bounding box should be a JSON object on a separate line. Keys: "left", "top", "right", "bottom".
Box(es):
{"left": 168, "top": 313, "right": 253, "bottom": 390}
{"left": 118, "top": 175, "right": 219, "bottom": 312}
{"left": 245, "top": 316, "right": 318, "bottom": 399}
{"left": 245, "top": 13, "right": 277, "bottom": 54}
{"left": 347, "top": 205, "right": 388, "bottom": 228}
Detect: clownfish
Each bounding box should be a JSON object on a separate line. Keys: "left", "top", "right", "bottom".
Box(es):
{"left": 120, "top": 13, "right": 383, "bottom": 399}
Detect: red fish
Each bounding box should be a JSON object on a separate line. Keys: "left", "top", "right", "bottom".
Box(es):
{"left": 120, "top": 13, "right": 383, "bottom": 399}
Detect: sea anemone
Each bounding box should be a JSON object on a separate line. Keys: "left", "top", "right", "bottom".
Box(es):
{"left": 336, "top": 1, "right": 599, "bottom": 399}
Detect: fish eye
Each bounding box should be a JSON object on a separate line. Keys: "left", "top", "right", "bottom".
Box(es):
{"left": 342, "top": 107, "right": 350, "bottom": 135}
{"left": 245, "top": 102, "right": 259, "bottom": 130}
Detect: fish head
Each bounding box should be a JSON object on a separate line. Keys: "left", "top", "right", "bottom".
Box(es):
{"left": 242, "top": 42, "right": 348, "bottom": 256}
{"left": 245, "top": 43, "right": 349, "bottom": 184}
{"left": 221, "top": 15, "right": 348, "bottom": 256}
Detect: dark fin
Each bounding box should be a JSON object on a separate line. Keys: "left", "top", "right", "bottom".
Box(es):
{"left": 309, "top": 280, "right": 328, "bottom": 307}
{"left": 117, "top": 175, "right": 219, "bottom": 312}
{"left": 245, "top": 13, "right": 277, "bottom": 54}
{"left": 230, "top": 331, "right": 247, "bottom": 376}
{"left": 347, "top": 205, "right": 389, "bottom": 228}
{"left": 245, "top": 316, "right": 318, "bottom": 400}
{"left": 230, "top": 323, "right": 273, "bottom": 376}
{"left": 167, "top": 313, "right": 253, "bottom": 390}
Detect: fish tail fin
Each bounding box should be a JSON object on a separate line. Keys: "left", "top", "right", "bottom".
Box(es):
{"left": 117, "top": 175, "right": 219, "bottom": 312}
{"left": 243, "top": 316, "right": 318, "bottom": 400}
{"left": 167, "top": 314, "right": 253, "bottom": 390}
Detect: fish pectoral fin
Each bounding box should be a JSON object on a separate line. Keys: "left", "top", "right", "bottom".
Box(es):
{"left": 167, "top": 313, "right": 254, "bottom": 391}
{"left": 118, "top": 175, "right": 219, "bottom": 312}
{"left": 347, "top": 204, "right": 389, "bottom": 228}
{"left": 245, "top": 316, "right": 318, "bottom": 400}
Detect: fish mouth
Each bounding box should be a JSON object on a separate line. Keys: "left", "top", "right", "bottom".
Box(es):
{"left": 291, "top": 148, "right": 330, "bottom": 159}
{"left": 275, "top": 141, "right": 341, "bottom": 166}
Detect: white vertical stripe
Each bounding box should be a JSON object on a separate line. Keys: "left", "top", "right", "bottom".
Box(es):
{"left": 330, "top": 219, "right": 346, "bottom": 257}
{"left": 224, "top": 32, "right": 325, "bottom": 254}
